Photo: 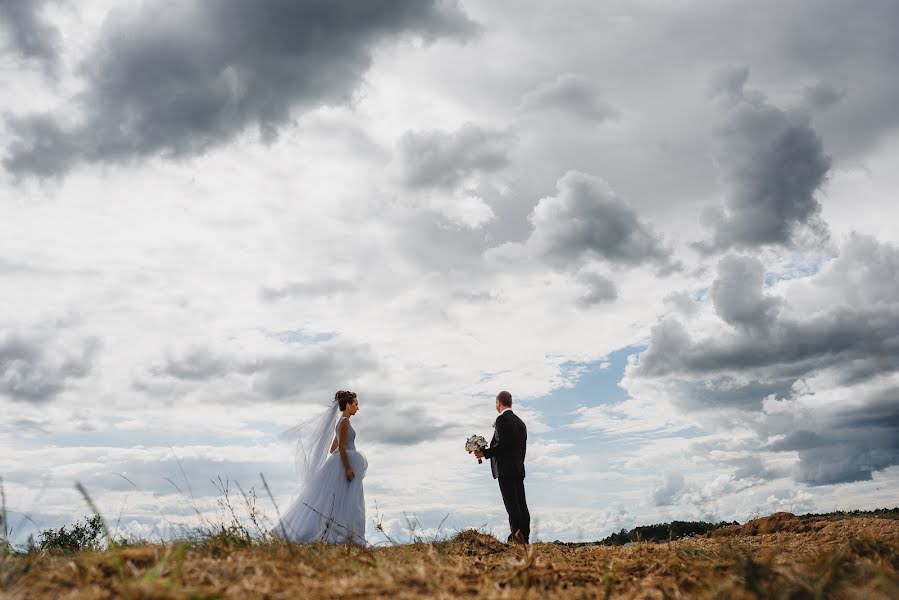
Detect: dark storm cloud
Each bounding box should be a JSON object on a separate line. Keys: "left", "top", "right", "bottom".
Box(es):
{"left": 710, "top": 255, "right": 782, "bottom": 334}
{"left": 768, "top": 392, "right": 899, "bottom": 485}
{"left": 0, "top": 0, "right": 60, "bottom": 72}
{"left": 789, "top": 441, "right": 898, "bottom": 486}
{"left": 576, "top": 272, "right": 617, "bottom": 308}
{"left": 518, "top": 74, "right": 618, "bottom": 122}
{"left": 697, "top": 86, "right": 831, "bottom": 252}
{"left": 529, "top": 171, "right": 678, "bottom": 272}
{"left": 0, "top": 330, "right": 99, "bottom": 403}
{"left": 396, "top": 123, "right": 510, "bottom": 190}
{"left": 635, "top": 304, "right": 899, "bottom": 390}
{"left": 837, "top": 390, "right": 899, "bottom": 431}
{"left": 803, "top": 82, "right": 844, "bottom": 111}
{"left": 3, "top": 0, "right": 477, "bottom": 177}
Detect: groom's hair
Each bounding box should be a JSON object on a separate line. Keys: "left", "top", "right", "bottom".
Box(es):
{"left": 497, "top": 390, "right": 512, "bottom": 407}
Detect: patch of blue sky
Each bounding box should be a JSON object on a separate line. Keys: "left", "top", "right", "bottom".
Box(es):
{"left": 522, "top": 347, "right": 640, "bottom": 469}
{"left": 531, "top": 346, "right": 640, "bottom": 429}
{"left": 764, "top": 251, "right": 837, "bottom": 287}
{"left": 522, "top": 345, "right": 709, "bottom": 477}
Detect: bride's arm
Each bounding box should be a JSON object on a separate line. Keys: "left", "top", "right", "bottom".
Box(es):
{"left": 337, "top": 419, "right": 354, "bottom": 480}
{"left": 329, "top": 435, "right": 338, "bottom": 454}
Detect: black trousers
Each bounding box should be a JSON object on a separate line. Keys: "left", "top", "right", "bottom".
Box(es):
{"left": 497, "top": 476, "right": 530, "bottom": 541}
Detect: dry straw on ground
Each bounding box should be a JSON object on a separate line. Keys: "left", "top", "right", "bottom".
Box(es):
{"left": 2, "top": 513, "right": 898, "bottom": 599}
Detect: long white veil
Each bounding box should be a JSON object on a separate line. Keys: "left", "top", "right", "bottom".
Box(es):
{"left": 280, "top": 400, "right": 339, "bottom": 483}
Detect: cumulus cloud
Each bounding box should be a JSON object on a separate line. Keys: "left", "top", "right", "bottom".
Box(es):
{"left": 730, "top": 456, "right": 777, "bottom": 482}
{"left": 811, "top": 232, "right": 899, "bottom": 306}
{"left": 624, "top": 234, "right": 899, "bottom": 484}
{"left": 353, "top": 404, "right": 451, "bottom": 446}
{"left": 634, "top": 305, "right": 899, "bottom": 409}
{"left": 698, "top": 74, "right": 831, "bottom": 252}
{"left": 436, "top": 194, "right": 497, "bottom": 229}
{"left": 528, "top": 171, "right": 677, "bottom": 272}
{"left": 248, "top": 348, "right": 378, "bottom": 401}
{"left": 4, "top": 0, "right": 899, "bottom": 544}
{"left": 137, "top": 339, "right": 379, "bottom": 404}
{"left": 149, "top": 347, "right": 237, "bottom": 382}
{"left": 710, "top": 255, "right": 782, "bottom": 334}
{"left": 576, "top": 272, "right": 617, "bottom": 308}
{"left": 0, "top": 324, "right": 99, "bottom": 403}
{"left": 663, "top": 291, "right": 699, "bottom": 318}
{"left": 3, "top": 0, "right": 477, "bottom": 177}
{"left": 392, "top": 123, "right": 511, "bottom": 229}
{"left": 518, "top": 74, "right": 618, "bottom": 122}
{"left": 397, "top": 123, "right": 510, "bottom": 191}
{"left": 0, "top": 0, "right": 60, "bottom": 73}
{"left": 126, "top": 350, "right": 450, "bottom": 444}
{"left": 652, "top": 471, "right": 685, "bottom": 506}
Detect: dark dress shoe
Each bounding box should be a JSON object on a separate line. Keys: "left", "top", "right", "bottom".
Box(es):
{"left": 509, "top": 530, "right": 529, "bottom": 545}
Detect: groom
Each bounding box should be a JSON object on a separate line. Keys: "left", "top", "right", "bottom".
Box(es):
{"left": 475, "top": 390, "right": 530, "bottom": 544}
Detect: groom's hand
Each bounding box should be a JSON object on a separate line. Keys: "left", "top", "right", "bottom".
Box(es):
{"left": 474, "top": 450, "right": 484, "bottom": 460}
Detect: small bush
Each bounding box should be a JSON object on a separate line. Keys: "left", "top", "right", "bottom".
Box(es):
{"left": 37, "top": 514, "right": 104, "bottom": 554}
{"left": 190, "top": 524, "right": 254, "bottom": 557}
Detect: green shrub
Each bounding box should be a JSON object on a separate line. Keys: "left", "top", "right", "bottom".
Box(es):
{"left": 37, "top": 514, "right": 105, "bottom": 554}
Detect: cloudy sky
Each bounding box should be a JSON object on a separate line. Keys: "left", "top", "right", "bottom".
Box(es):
{"left": 2, "top": 0, "right": 897, "bottom": 544}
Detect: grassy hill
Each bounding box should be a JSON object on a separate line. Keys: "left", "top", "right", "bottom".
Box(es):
{"left": 2, "top": 509, "right": 898, "bottom": 598}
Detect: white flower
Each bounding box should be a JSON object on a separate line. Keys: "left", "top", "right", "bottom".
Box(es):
{"left": 465, "top": 435, "right": 488, "bottom": 453}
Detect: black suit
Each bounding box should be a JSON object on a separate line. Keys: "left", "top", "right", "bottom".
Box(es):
{"left": 481, "top": 409, "right": 530, "bottom": 543}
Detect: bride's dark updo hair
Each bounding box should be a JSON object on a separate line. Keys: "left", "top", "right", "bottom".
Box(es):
{"left": 335, "top": 390, "right": 357, "bottom": 411}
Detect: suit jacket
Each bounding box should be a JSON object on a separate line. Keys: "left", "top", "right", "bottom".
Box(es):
{"left": 482, "top": 409, "right": 527, "bottom": 480}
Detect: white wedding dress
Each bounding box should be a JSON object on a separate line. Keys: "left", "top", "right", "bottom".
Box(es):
{"left": 273, "top": 415, "right": 368, "bottom": 544}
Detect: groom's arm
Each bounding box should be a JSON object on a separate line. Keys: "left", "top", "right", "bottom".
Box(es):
{"left": 481, "top": 416, "right": 510, "bottom": 460}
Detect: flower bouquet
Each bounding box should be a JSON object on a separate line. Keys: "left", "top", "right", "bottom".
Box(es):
{"left": 465, "top": 434, "right": 488, "bottom": 463}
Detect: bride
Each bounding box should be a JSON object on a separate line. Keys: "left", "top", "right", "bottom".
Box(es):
{"left": 272, "top": 390, "right": 368, "bottom": 544}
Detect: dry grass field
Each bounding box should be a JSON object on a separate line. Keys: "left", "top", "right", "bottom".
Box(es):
{"left": 2, "top": 512, "right": 897, "bottom": 599}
